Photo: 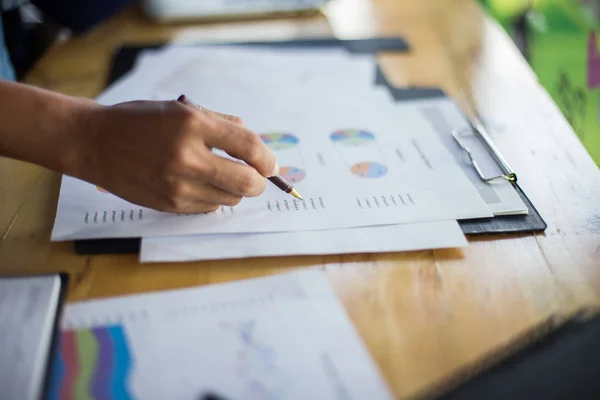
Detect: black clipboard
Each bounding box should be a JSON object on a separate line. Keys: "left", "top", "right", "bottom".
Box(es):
{"left": 74, "top": 37, "right": 545, "bottom": 255}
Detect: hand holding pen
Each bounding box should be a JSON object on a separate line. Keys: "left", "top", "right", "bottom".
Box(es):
{"left": 76, "top": 95, "right": 296, "bottom": 214}
{"left": 177, "top": 95, "right": 302, "bottom": 200}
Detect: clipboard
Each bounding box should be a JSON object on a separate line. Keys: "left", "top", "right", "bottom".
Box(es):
{"left": 373, "top": 66, "right": 546, "bottom": 235}
{"left": 73, "top": 37, "right": 545, "bottom": 255}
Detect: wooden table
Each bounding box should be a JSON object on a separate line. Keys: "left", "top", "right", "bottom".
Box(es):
{"left": 1, "top": 0, "right": 600, "bottom": 398}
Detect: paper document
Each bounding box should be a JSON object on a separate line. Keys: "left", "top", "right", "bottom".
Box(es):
{"left": 0, "top": 275, "right": 62, "bottom": 400}
{"left": 51, "top": 47, "right": 493, "bottom": 241}
{"left": 101, "top": 46, "right": 381, "bottom": 102}
{"left": 140, "top": 220, "right": 467, "bottom": 262}
{"left": 47, "top": 269, "right": 394, "bottom": 400}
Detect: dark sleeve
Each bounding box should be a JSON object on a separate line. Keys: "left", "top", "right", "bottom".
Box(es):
{"left": 31, "top": 0, "right": 136, "bottom": 33}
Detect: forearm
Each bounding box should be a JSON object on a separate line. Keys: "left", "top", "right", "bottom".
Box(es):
{"left": 0, "top": 79, "right": 98, "bottom": 175}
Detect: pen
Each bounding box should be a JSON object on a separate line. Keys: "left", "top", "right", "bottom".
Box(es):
{"left": 177, "top": 95, "right": 303, "bottom": 200}
{"left": 267, "top": 174, "right": 303, "bottom": 200}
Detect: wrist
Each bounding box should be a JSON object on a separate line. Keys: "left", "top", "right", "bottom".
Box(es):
{"left": 58, "top": 98, "right": 103, "bottom": 181}
{"left": 0, "top": 81, "right": 103, "bottom": 178}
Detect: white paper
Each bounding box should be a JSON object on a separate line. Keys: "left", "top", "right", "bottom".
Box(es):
{"left": 52, "top": 170, "right": 451, "bottom": 241}
{"left": 140, "top": 220, "right": 467, "bottom": 262}
{"left": 148, "top": 45, "right": 380, "bottom": 96}
{"left": 51, "top": 119, "right": 488, "bottom": 239}
{"left": 47, "top": 269, "right": 394, "bottom": 400}
{"left": 0, "top": 275, "right": 61, "bottom": 400}
{"left": 97, "top": 45, "right": 382, "bottom": 105}
{"left": 51, "top": 46, "right": 493, "bottom": 240}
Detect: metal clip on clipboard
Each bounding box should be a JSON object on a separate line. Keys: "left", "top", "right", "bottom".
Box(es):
{"left": 452, "top": 92, "right": 518, "bottom": 184}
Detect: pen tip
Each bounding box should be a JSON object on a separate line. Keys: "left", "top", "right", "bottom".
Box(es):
{"left": 290, "top": 189, "right": 303, "bottom": 200}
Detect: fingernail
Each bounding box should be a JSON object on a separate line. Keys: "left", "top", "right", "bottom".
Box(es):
{"left": 271, "top": 162, "right": 280, "bottom": 177}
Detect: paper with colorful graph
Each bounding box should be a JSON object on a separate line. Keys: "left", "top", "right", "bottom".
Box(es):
{"left": 50, "top": 49, "right": 493, "bottom": 241}
{"left": 46, "top": 269, "right": 394, "bottom": 400}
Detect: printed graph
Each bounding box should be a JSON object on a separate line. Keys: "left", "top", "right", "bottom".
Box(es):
{"left": 223, "top": 319, "right": 290, "bottom": 399}
{"left": 47, "top": 325, "right": 134, "bottom": 400}
{"left": 330, "top": 129, "right": 388, "bottom": 178}
{"left": 330, "top": 129, "right": 376, "bottom": 146}
{"left": 279, "top": 166, "right": 306, "bottom": 183}
{"left": 260, "top": 133, "right": 306, "bottom": 183}
{"left": 350, "top": 162, "right": 388, "bottom": 178}
{"left": 260, "top": 133, "right": 299, "bottom": 150}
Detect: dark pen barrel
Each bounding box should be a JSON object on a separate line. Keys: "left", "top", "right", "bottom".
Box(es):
{"left": 268, "top": 175, "right": 293, "bottom": 193}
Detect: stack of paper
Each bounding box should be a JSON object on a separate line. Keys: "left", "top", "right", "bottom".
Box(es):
{"left": 50, "top": 44, "right": 527, "bottom": 262}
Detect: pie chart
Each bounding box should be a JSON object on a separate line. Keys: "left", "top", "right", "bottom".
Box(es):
{"left": 279, "top": 166, "right": 306, "bottom": 183}
{"left": 260, "top": 133, "right": 299, "bottom": 150}
{"left": 330, "top": 130, "right": 376, "bottom": 146}
{"left": 350, "top": 162, "right": 388, "bottom": 178}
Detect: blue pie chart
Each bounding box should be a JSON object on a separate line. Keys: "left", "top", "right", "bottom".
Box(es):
{"left": 260, "top": 133, "right": 299, "bottom": 150}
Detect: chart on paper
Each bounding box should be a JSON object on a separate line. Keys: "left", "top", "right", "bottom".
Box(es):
{"left": 52, "top": 171, "right": 451, "bottom": 240}
{"left": 51, "top": 103, "right": 494, "bottom": 241}
{"left": 46, "top": 270, "right": 394, "bottom": 400}
{"left": 51, "top": 47, "right": 495, "bottom": 241}
{"left": 260, "top": 133, "right": 308, "bottom": 183}
{"left": 52, "top": 122, "right": 492, "bottom": 240}
{"left": 49, "top": 325, "right": 134, "bottom": 400}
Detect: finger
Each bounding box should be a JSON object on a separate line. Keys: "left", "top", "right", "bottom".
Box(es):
{"left": 173, "top": 201, "right": 221, "bottom": 214}
{"left": 202, "top": 119, "right": 278, "bottom": 178}
{"left": 177, "top": 95, "right": 244, "bottom": 125}
{"left": 196, "top": 151, "right": 267, "bottom": 197}
{"left": 211, "top": 110, "right": 244, "bottom": 125}
{"left": 178, "top": 180, "right": 244, "bottom": 207}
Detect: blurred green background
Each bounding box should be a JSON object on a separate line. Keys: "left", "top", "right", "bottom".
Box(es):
{"left": 479, "top": 0, "right": 600, "bottom": 167}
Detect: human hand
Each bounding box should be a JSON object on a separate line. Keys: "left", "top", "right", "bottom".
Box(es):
{"left": 71, "top": 98, "right": 278, "bottom": 213}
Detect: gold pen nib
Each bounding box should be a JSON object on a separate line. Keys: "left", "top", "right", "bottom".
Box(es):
{"left": 290, "top": 189, "right": 303, "bottom": 200}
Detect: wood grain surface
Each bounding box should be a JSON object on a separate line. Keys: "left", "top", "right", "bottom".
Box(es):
{"left": 1, "top": 0, "right": 599, "bottom": 398}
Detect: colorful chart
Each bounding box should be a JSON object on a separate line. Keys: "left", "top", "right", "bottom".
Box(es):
{"left": 330, "top": 130, "right": 376, "bottom": 146}
{"left": 260, "top": 133, "right": 299, "bottom": 150}
{"left": 279, "top": 166, "right": 306, "bottom": 183}
{"left": 350, "top": 162, "right": 388, "bottom": 178}
{"left": 47, "top": 325, "right": 134, "bottom": 400}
